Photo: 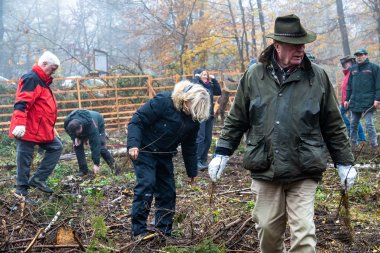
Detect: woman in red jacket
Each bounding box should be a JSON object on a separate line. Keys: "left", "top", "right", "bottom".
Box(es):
{"left": 9, "top": 51, "right": 63, "bottom": 203}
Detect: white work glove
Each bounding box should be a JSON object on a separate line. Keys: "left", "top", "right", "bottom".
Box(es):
{"left": 208, "top": 155, "right": 229, "bottom": 182}
{"left": 12, "top": 125, "right": 26, "bottom": 138}
{"left": 337, "top": 164, "right": 357, "bottom": 190}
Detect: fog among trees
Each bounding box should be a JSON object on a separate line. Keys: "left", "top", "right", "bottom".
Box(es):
{"left": 0, "top": 0, "right": 379, "bottom": 79}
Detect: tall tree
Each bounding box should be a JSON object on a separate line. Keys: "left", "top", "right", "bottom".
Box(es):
{"left": 248, "top": 0, "right": 258, "bottom": 58}
{"left": 336, "top": 0, "right": 351, "bottom": 56}
{"left": 362, "top": 0, "right": 380, "bottom": 55}
{"left": 257, "top": 0, "right": 267, "bottom": 48}
{"left": 227, "top": 0, "right": 245, "bottom": 72}
{"left": 0, "top": 0, "right": 4, "bottom": 77}
{"left": 238, "top": 0, "right": 250, "bottom": 62}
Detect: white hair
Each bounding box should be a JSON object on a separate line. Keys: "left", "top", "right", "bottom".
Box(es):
{"left": 172, "top": 80, "right": 210, "bottom": 122}
{"left": 38, "top": 51, "right": 60, "bottom": 66}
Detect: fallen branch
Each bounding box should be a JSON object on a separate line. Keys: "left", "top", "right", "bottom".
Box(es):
{"left": 217, "top": 188, "right": 251, "bottom": 196}
{"left": 119, "top": 233, "right": 159, "bottom": 252}
{"left": 73, "top": 230, "right": 86, "bottom": 252}
{"left": 8, "top": 236, "right": 45, "bottom": 244}
{"left": 11, "top": 244, "right": 85, "bottom": 251}
{"left": 212, "top": 217, "right": 243, "bottom": 240}
{"left": 39, "top": 211, "right": 61, "bottom": 238}
{"left": 225, "top": 217, "right": 253, "bottom": 245}
{"left": 23, "top": 228, "right": 44, "bottom": 253}
{"left": 0, "top": 164, "right": 16, "bottom": 170}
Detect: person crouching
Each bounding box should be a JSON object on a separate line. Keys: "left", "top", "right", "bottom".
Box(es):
{"left": 127, "top": 80, "right": 210, "bottom": 238}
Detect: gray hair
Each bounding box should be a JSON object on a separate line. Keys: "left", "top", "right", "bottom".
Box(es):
{"left": 38, "top": 51, "right": 60, "bottom": 66}
{"left": 172, "top": 80, "right": 210, "bottom": 122}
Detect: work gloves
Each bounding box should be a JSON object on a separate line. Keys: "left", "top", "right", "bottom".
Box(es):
{"left": 208, "top": 155, "right": 229, "bottom": 182}
{"left": 337, "top": 164, "right": 357, "bottom": 190}
{"left": 12, "top": 125, "right": 26, "bottom": 138}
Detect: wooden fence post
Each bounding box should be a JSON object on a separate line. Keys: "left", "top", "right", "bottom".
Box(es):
{"left": 147, "top": 76, "right": 155, "bottom": 98}
{"left": 115, "top": 79, "right": 120, "bottom": 131}
{"left": 220, "top": 70, "right": 224, "bottom": 89}
{"left": 76, "top": 79, "right": 82, "bottom": 108}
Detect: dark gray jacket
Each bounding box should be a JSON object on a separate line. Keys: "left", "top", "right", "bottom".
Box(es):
{"left": 216, "top": 46, "right": 354, "bottom": 182}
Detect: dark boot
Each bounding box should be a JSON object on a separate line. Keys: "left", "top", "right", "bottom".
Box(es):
{"left": 28, "top": 177, "right": 54, "bottom": 193}
{"left": 77, "top": 170, "right": 88, "bottom": 177}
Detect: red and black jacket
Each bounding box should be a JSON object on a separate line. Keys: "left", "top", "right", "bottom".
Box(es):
{"left": 9, "top": 64, "right": 57, "bottom": 143}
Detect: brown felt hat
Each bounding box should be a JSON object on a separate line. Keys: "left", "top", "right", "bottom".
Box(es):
{"left": 266, "top": 14, "right": 317, "bottom": 44}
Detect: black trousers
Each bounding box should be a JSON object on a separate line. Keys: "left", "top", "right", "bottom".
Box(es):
{"left": 74, "top": 134, "right": 115, "bottom": 172}
{"left": 131, "top": 152, "right": 176, "bottom": 236}
{"left": 16, "top": 137, "right": 63, "bottom": 194}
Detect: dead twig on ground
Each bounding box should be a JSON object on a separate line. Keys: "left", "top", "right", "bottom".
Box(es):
{"left": 225, "top": 217, "right": 253, "bottom": 245}
{"left": 39, "top": 211, "right": 61, "bottom": 238}
{"left": 217, "top": 188, "right": 251, "bottom": 196}
{"left": 73, "top": 230, "right": 86, "bottom": 252}
{"left": 212, "top": 217, "right": 242, "bottom": 240}
{"left": 23, "top": 227, "right": 43, "bottom": 253}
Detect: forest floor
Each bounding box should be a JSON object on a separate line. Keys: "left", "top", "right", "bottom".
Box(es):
{"left": 0, "top": 132, "right": 379, "bottom": 253}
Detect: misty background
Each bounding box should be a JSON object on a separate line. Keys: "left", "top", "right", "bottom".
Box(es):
{"left": 0, "top": 0, "right": 379, "bottom": 81}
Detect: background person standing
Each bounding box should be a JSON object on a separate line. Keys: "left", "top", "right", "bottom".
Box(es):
{"left": 192, "top": 68, "right": 221, "bottom": 170}
{"left": 339, "top": 55, "right": 366, "bottom": 143}
{"left": 344, "top": 48, "right": 380, "bottom": 148}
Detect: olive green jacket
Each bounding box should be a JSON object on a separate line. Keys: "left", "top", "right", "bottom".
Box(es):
{"left": 217, "top": 48, "right": 354, "bottom": 182}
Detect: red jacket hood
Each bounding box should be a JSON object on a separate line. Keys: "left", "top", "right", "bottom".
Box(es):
{"left": 32, "top": 64, "right": 53, "bottom": 85}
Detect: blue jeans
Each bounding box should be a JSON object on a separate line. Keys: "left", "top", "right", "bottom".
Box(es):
{"left": 340, "top": 105, "right": 366, "bottom": 141}
{"left": 16, "top": 137, "right": 63, "bottom": 194}
{"left": 350, "top": 111, "right": 378, "bottom": 146}
{"left": 196, "top": 118, "right": 214, "bottom": 163}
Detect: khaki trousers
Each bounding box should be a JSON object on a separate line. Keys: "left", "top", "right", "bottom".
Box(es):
{"left": 251, "top": 179, "right": 318, "bottom": 253}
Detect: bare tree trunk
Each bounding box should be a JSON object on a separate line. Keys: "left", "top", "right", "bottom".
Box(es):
{"left": 336, "top": 0, "right": 351, "bottom": 56}
{"left": 257, "top": 0, "right": 267, "bottom": 48}
{"left": 248, "top": 0, "right": 257, "bottom": 57}
{"left": 239, "top": 0, "right": 250, "bottom": 62}
{"left": 0, "top": 0, "right": 4, "bottom": 76}
{"left": 362, "top": 0, "right": 380, "bottom": 56}
{"left": 227, "top": 0, "right": 244, "bottom": 72}
{"left": 178, "top": 0, "right": 196, "bottom": 75}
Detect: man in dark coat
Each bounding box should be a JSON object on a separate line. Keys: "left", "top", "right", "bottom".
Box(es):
{"left": 208, "top": 14, "right": 356, "bottom": 252}
{"left": 344, "top": 48, "right": 380, "bottom": 147}
{"left": 64, "top": 110, "right": 117, "bottom": 176}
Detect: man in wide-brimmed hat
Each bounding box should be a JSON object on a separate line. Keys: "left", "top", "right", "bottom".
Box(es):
{"left": 208, "top": 14, "right": 356, "bottom": 252}
{"left": 344, "top": 48, "right": 380, "bottom": 148}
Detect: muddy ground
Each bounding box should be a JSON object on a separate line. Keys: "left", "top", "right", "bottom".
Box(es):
{"left": 0, "top": 142, "right": 379, "bottom": 252}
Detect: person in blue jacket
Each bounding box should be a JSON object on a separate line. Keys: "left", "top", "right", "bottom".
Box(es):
{"left": 127, "top": 80, "right": 210, "bottom": 237}
{"left": 192, "top": 68, "right": 221, "bottom": 170}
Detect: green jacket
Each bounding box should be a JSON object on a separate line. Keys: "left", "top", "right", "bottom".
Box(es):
{"left": 64, "top": 110, "right": 105, "bottom": 166}
{"left": 346, "top": 59, "right": 380, "bottom": 112}
{"left": 217, "top": 46, "right": 354, "bottom": 182}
